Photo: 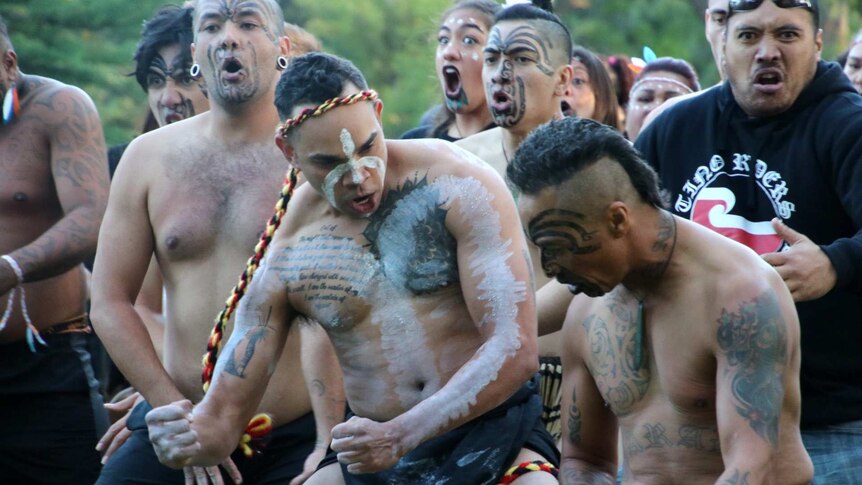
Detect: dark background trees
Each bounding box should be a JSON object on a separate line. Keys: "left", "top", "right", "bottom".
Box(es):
{"left": 2, "top": 0, "right": 857, "bottom": 145}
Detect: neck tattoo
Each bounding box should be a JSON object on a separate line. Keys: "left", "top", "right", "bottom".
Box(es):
{"left": 631, "top": 212, "right": 678, "bottom": 370}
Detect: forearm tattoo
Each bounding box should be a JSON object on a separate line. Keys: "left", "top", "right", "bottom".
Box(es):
{"left": 716, "top": 293, "right": 787, "bottom": 446}
{"left": 567, "top": 386, "right": 582, "bottom": 445}
{"left": 719, "top": 469, "right": 751, "bottom": 485}
{"left": 224, "top": 306, "right": 273, "bottom": 379}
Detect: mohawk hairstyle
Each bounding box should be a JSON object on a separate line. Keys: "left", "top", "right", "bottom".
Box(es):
{"left": 494, "top": 2, "right": 573, "bottom": 63}
{"left": 508, "top": 116, "right": 667, "bottom": 208}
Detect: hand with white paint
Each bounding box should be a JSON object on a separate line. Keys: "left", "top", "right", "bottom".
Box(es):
{"left": 331, "top": 416, "right": 409, "bottom": 474}
{"left": 761, "top": 218, "right": 837, "bottom": 302}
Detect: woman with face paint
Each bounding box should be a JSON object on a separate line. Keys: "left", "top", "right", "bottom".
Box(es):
{"left": 625, "top": 57, "right": 700, "bottom": 141}
{"left": 401, "top": 0, "right": 501, "bottom": 142}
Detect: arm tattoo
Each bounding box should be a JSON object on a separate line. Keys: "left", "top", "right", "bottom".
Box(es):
{"left": 567, "top": 386, "right": 582, "bottom": 445}
{"left": 561, "top": 468, "right": 615, "bottom": 485}
{"left": 310, "top": 379, "right": 326, "bottom": 397}
{"left": 224, "top": 306, "right": 273, "bottom": 379}
{"left": 720, "top": 469, "right": 751, "bottom": 485}
{"left": 716, "top": 293, "right": 787, "bottom": 446}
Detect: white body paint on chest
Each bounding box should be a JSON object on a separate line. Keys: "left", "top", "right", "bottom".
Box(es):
{"left": 322, "top": 128, "right": 385, "bottom": 208}
{"left": 399, "top": 175, "right": 524, "bottom": 437}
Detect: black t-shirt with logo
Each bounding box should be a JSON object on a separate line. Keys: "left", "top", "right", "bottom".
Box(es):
{"left": 635, "top": 61, "right": 862, "bottom": 427}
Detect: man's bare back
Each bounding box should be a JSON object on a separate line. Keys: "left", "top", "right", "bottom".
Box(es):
{"left": 0, "top": 75, "right": 108, "bottom": 341}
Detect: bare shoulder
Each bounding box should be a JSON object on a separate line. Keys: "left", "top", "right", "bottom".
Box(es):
{"left": 561, "top": 293, "right": 603, "bottom": 354}
{"left": 26, "top": 76, "right": 100, "bottom": 123}
{"left": 387, "top": 138, "right": 504, "bottom": 186}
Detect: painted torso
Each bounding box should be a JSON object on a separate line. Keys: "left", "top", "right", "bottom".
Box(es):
{"left": 271, "top": 171, "right": 484, "bottom": 421}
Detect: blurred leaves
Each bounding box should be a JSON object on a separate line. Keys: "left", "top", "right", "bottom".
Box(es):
{"left": 1, "top": 0, "right": 857, "bottom": 144}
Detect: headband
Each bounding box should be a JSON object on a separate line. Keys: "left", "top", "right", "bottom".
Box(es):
{"left": 277, "top": 89, "right": 378, "bottom": 138}
{"left": 629, "top": 76, "right": 694, "bottom": 98}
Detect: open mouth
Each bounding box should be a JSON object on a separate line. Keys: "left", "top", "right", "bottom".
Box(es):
{"left": 561, "top": 100, "right": 574, "bottom": 117}
{"left": 164, "top": 112, "right": 183, "bottom": 124}
{"left": 491, "top": 90, "right": 512, "bottom": 113}
{"left": 753, "top": 69, "right": 783, "bottom": 93}
{"left": 221, "top": 57, "right": 244, "bottom": 79}
{"left": 442, "top": 66, "right": 463, "bottom": 99}
{"left": 350, "top": 193, "right": 376, "bottom": 215}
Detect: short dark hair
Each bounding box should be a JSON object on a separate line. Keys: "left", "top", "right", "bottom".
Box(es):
{"left": 274, "top": 52, "right": 368, "bottom": 121}
{"left": 636, "top": 57, "right": 701, "bottom": 92}
{"left": 133, "top": 5, "right": 195, "bottom": 92}
{"left": 507, "top": 116, "right": 667, "bottom": 208}
{"left": 494, "top": 3, "right": 573, "bottom": 62}
{"left": 727, "top": 0, "right": 820, "bottom": 30}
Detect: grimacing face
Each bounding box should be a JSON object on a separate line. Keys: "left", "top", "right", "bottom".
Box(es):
{"left": 436, "top": 8, "right": 491, "bottom": 115}
{"left": 280, "top": 99, "right": 388, "bottom": 219}
{"left": 147, "top": 43, "right": 209, "bottom": 127}
{"left": 192, "top": 0, "right": 286, "bottom": 106}
{"left": 723, "top": 1, "right": 822, "bottom": 118}
{"left": 482, "top": 20, "right": 565, "bottom": 129}
{"left": 518, "top": 187, "right": 620, "bottom": 298}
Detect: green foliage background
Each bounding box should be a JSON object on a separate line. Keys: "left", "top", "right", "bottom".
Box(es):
{"left": 2, "top": 0, "right": 858, "bottom": 145}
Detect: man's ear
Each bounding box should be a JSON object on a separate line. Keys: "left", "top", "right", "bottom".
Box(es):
{"left": 607, "top": 201, "right": 630, "bottom": 237}
{"left": 2, "top": 49, "right": 17, "bottom": 77}
{"left": 815, "top": 28, "right": 823, "bottom": 61}
{"left": 373, "top": 98, "right": 384, "bottom": 122}
{"left": 275, "top": 134, "right": 297, "bottom": 167}
{"left": 279, "top": 35, "right": 291, "bottom": 58}
{"left": 555, "top": 63, "right": 574, "bottom": 97}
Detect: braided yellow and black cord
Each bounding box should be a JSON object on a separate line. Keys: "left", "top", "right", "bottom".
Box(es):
{"left": 200, "top": 89, "right": 381, "bottom": 458}
{"left": 201, "top": 168, "right": 298, "bottom": 458}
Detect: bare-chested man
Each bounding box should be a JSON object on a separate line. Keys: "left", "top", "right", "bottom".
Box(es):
{"left": 0, "top": 14, "right": 110, "bottom": 485}
{"left": 91, "top": 1, "right": 339, "bottom": 484}
{"left": 456, "top": 3, "right": 574, "bottom": 439}
{"left": 144, "top": 52, "right": 560, "bottom": 485}
{"left": 509, "top": 116, "right": 813, "bottom": 484}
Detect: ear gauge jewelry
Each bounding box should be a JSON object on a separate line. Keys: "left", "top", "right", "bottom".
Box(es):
{"left": 276, "top": 56, "right": 288, "bottom": 70}
{"left": 189, "top": 63, "right": 201, "bottom": 78}
{"left": 2, "top": 81, "right": 19, "bottom": 125}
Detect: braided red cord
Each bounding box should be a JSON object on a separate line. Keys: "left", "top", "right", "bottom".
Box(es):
{"left": 497, "top": 460, "right": 558, "bottom": 485}
{"left": 277, "top": 90, "right": 378, "bottom": 138}
{"left": 199, "top": 168, "right": 299, "bottom": 458}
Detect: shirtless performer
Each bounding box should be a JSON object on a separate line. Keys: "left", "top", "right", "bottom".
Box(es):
{"left": 91, "top": 1, "right": 339, "bottom": 484}
{"left": 144, "top": 51, "right": 560, "bottom": 485}
{"left": 0, "top": 15, "right": 110, "bottom": 484}
{"left": 508, "top": 116, "right": 813, "bottom": 484}
{"left": 456, "top": 3, "right": 573, "bottom": 439}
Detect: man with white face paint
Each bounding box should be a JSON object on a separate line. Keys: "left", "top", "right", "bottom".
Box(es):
{"left": 91, "top": 1, "right": 341, "bottom": 484}
{"left": 636, "top": 1, "right": 862, "bottom": 482}
{"left": 145, "top": 52, "right": 560, "bottom": 485}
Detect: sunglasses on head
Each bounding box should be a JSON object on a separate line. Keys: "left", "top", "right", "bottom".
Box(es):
{"left": 728, "top": 0, "right": 814, "bottom": 13}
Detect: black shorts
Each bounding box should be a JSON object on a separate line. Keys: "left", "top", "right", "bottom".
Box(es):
{"left": 97, "top": 401, "right": 316, "bottom": 485}
{"left": 0, "top": 331, "right": 108, "bottom": 485}
{"left": 317, "top": 373, "right": 560, "bottom": 484}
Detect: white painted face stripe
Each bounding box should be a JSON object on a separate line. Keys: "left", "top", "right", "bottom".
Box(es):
{"left": 322, "top": 128, "right": 386, "bottom": 209}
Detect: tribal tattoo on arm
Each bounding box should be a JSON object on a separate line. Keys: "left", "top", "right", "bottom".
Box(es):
{"left": 224, "top": 306, "right": 274, "bottom": 379}
{"left": 567, "top": 386, "right": 583, "bottom": 445}
{"left": 716, "top": 292, "right": 787, "bottom": 446}
{"left": 719, "top": 469, "right": 751, "bottom": 485}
